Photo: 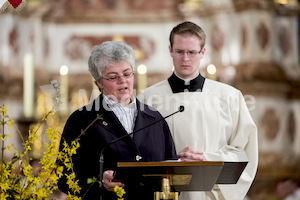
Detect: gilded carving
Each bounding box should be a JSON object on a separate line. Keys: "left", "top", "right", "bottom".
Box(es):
{"left": 256, "top": 22, "right": 269, "bottom": 50}
{"left": 260, "top": 108, "right": 279, "bottom": 140}
{"left": 64, "top": 35, "right": 155, "bottom": 61}
{"left": 278, "top": 26, "right": 291, "bottom": 56}
{"left": 287, "top": 111, "right": 295, "bottom": 142}
{"left": 9, "top": 26, "right": 18, "bottom": 54}
{"left": 211, "top": 25, "right": 224, "bottom": 51}
{"left": 241, "top": 25, "right": 247, "bottom": 48}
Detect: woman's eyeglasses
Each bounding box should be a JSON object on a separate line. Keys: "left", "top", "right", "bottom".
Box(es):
{"left": 102, "top": 71, "right": 134, "bottom": 82}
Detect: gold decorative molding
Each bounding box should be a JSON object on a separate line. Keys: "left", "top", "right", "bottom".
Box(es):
{"left": 181, "top": 0, "right": 300, "bottom": 17}
{"left": 37, "top": 0, "right": 183, "bottom": 23}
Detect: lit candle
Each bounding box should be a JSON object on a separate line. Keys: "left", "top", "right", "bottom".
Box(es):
{"left": 137, "top": 64, "right": 147, "bottom": 94}
{"left": 23, "top": 53, "right": 34, "bottom": 119}
{"left": 60, "top": 65, "right": 68, "bottom": 115}
{"left": 207, "top": 64, "right": 217, "bottom": 80}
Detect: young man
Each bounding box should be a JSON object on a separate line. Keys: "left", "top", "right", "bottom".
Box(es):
{"left": 139, "top": 21, "right": 258, "bottom": 200}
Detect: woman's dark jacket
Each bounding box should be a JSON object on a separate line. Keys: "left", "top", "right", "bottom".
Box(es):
{"left": 57, "top": 94, "right": 177, "bottom": 199}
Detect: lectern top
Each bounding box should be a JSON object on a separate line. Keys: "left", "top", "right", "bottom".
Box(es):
{"left": 117, "top": 161, "right": 224, "bottom": 167}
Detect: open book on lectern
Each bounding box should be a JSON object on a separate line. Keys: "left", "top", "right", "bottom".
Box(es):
{"left": 113, "top": 161, "right": 248, "bottom": 192}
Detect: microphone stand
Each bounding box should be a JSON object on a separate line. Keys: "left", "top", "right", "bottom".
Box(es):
{"left": 99, "top": 106, "right": 184, "bottom": 185}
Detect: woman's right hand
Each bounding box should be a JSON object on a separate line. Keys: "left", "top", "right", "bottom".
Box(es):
{"left": 102, "top": 170, "right": 125, "bottom": 192}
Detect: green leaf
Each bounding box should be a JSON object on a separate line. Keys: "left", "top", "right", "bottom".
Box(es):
{"left": 87, "top": 178, "right": 95, "bottom": 184}
{"left": 15, "top": 177, "right": 22, "bottom": 184}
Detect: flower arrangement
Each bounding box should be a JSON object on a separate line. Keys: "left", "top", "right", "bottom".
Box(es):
{"left": 114, "top": 185, "right": 126, "bottom": 200}
{"left": 0, "top": 106, "right": 62, "bottom": 200}
{"left": 0, "top": 105, "right": 126, "bottom": 200}
{"left": 0, "top": 105, "right": 81, "bottom": 199}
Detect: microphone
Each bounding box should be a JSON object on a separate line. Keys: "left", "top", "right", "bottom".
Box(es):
{"left": 99, "top": 105, "right": 184, "bottom": 182}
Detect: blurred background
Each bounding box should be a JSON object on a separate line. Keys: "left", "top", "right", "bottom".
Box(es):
{"left": 0, "top": 0, "right": 300, "bottom": 199}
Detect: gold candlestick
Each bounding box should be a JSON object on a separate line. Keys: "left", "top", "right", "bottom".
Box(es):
{"left": 154, "top": 177, "right": 178, "bottom": 200}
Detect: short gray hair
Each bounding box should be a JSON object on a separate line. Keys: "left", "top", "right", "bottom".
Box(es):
{"left": 88, "top": 41, "right": 135, "bottom": 82}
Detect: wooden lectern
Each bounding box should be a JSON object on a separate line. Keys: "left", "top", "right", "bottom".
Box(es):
{"left": 114, "top": 161, "right": 247, "bottom": 200}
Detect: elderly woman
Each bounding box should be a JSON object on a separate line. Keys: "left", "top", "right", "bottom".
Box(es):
{"left": 57, "top": 41, "right": 177, "bottom": 199}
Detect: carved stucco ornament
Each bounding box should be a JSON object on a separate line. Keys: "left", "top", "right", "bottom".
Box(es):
{"left": 256, "top": 22, "right": 269, "bottom": 50}
{"left": 260, "top": 108, "right": 279, "bottom": 141}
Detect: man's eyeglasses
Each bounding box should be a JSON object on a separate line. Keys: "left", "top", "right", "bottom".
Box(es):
{"left": 174, "top": 49, "right": 201, "bottom": 58}
{"left": 102, "top": 71, "right": 134, "bottom": 82}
